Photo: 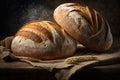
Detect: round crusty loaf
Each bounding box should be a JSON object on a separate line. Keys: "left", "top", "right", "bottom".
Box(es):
{"left": 11, "top": 21, "right": 77, "bottom": 59}
{"left": 54, "top": 3, "right": 113, "bottom": 51}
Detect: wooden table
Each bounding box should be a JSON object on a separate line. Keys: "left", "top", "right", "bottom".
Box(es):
{"left": 0, "top": 61, "right": 120, "bottom": 80}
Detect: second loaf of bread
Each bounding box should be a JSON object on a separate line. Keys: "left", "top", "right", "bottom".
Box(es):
{"left": 54, "top": 3, "right": 113, "bottom": 51}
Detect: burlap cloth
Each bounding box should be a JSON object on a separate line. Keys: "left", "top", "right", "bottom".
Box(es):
{"left": 0, "top": 36, "right": 120, "bottom": 80}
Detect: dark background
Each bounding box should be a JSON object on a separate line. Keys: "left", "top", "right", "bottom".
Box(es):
{"left": 0, "top": 0, "right": 120, "bottom": 39}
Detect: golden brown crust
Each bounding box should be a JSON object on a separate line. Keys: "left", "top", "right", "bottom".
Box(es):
{"left": 11, "top": 21, "right": 77, "bottom": 59}
{"left": 54, "top": 3, "right": 113, "bottom": 51}
{"left": 16, "top": 30, "right": 42, "bottom": 43}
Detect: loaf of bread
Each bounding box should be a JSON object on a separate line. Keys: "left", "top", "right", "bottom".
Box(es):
{"left": 54, "top": 3, "right": 113, "bottom": 51}
{"left": 11, "top": 21, "right": 77, "bottom": 59}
